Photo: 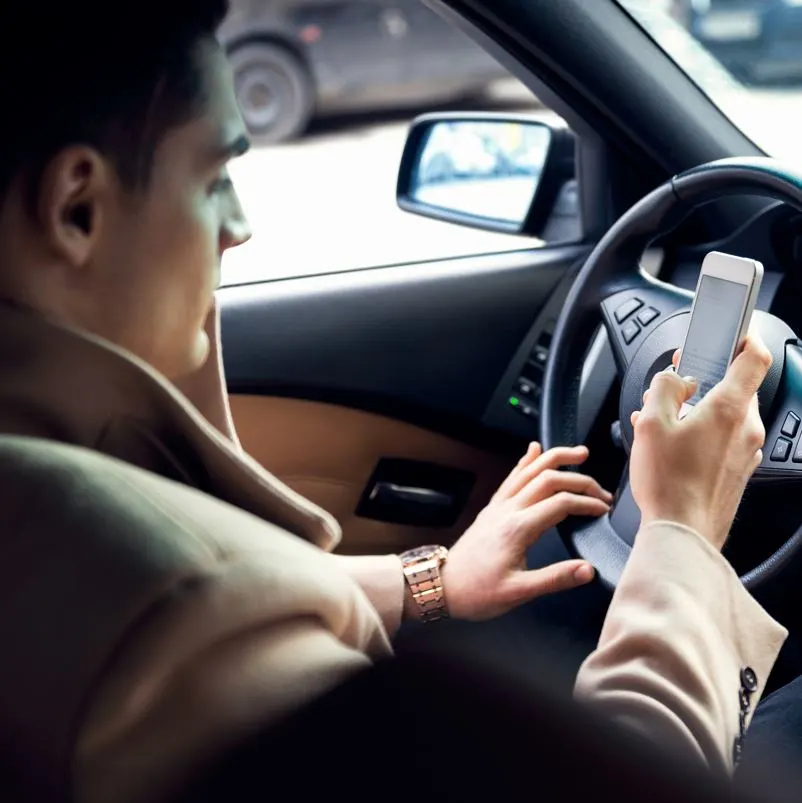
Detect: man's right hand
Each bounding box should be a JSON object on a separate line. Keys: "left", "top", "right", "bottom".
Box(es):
{"left": 629, "top": 333, "right": 772, "bottom": 550}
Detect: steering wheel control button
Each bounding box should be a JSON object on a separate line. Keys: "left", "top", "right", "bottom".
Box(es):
{"left": 516, "top": 378, "right": 539, "bottom": 400}
{"left": 509, "top": 394, "right": 538, "bottom": 420}
{"left": 636, "top": 307, "right": 659, "bottom": 327}
{"left": 614, "top": 297, "right": 643, "bottom": 323}
{"left": 781, "top": 412, "right": 800, "bottom": 438}
{"left": 771, "top": 437, "right": 792, "bottom": 462}
{"left": 621, "top": 320, "right": 641, "bottom": 345}
{"left": 518, "top": 401, "right": 538, "bottom": 419}
{"left": 740, "top": 667, "right": 758, "bottom": 693}
{"left": 532, "top": 346, "right": 549, "bottom": 366}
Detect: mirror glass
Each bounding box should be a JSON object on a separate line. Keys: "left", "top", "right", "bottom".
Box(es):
{"left": 409, "top": 120, "right": 550, "bottom": 226}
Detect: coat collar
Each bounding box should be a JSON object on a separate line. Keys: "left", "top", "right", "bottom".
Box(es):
{"left": 0, "top": 303, "right": 341, "bottom": 550}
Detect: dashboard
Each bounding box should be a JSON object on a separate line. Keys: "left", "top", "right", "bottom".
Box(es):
{"left": 482, "top": 200, "right": 796, "bottom": 443}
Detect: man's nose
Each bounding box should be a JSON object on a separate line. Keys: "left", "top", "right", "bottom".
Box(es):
{"left": 222, "top": 215, "right": 252, "bottom": 250}
{"left": 221, "top": 191, "right": 253, "bottom": 250}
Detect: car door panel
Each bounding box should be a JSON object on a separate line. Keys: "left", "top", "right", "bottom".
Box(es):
{"left": 220, "top": 245, "right": 589, "bottom": 555}
{"left": 220, "top": 245, "right": 587, "bottom": 424}
{"left": 229, "top": 395, "right": 509, "bottom": 555}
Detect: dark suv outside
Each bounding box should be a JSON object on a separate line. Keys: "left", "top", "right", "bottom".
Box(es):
{"left": 218, "top": 0, "right": 509, "bottom": 144}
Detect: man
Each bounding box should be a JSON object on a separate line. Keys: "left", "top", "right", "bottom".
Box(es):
{"left": 0, "top": 2, "right": 787, "bottom": 802}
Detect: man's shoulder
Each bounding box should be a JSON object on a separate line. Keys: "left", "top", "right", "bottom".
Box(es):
{"left": 0, "top": 434, "right": 326, "bottom": 566}
{"left": 0, "top": 436, "right": 376, "bottom": 689}
{"left": 0, "top": 434, "right": 222, "bottom": 560}
{"left": 0, "top": 439, "right": 385, "bottom": 802}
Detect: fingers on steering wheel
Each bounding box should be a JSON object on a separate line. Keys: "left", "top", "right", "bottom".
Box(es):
{"left": 505, "top": 560, "right": 596, "bottom": 604}
{"left": 491, "top": 442, "right": 542, "bottom": 501}
{"left": 517, "top": 490, "right": 609, "bottom": 536}
{"left": 515, "top": 467, "right": 613, "bottom": 509}
{"left": 499, "top": 445, "right": 589, "bottom": 501}
{"left": 519, "top": 441, "right": 542, "bottom": 466}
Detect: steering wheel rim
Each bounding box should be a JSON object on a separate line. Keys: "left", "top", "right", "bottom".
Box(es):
{"left": 542, "top": 156, "right": 802, "bottom": 590}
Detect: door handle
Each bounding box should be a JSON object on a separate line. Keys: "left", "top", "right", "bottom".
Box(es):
{"left": 356, "top": 458, "right": 475, "bottom": 527}
{"left": 369, "top": 482, "right": 453, "bottom": 508}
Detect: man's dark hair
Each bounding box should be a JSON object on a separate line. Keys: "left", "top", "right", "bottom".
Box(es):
{"left": 0, "top": 0, "right": 229, "bottom": 202}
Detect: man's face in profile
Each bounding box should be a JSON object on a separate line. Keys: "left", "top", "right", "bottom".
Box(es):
{"left": 93, "top": 38, "right": 253, "bottom": 379}
{"left": 1, "top": 37, "right": 252, "bottom": 380}
{"left": 103, "top": 39, "right": 253, "bottom": 378}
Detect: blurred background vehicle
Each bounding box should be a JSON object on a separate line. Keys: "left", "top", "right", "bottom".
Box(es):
{"left": 678, "top": 0, "right": 802, "bottom": 84}
{"left": 219, "top": 0, "right": 510, "bottom": 144}
{"left": 220, "top": 0, "right": 802, "bottom": 287}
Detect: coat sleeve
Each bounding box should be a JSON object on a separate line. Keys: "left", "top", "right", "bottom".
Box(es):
{"left": 331, "top": 553, "right": 406, "bottom": 636}
{"left": 574, "top": 521, "right": 788, "bottom": 774}
{"left": 72, "top": 561, "right": 387, "bottom": 803}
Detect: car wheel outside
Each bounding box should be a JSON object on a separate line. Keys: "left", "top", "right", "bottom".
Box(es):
{"left": 229, "top": 42, "right": 315, "bottom": 145}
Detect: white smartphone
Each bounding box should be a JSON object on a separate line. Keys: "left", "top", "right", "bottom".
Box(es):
{"left": 676, "top": 251, "right": 763, "bottom": 418}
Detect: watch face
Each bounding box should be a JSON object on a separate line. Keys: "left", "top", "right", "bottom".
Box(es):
{"left": 402, "top": 545, "right": 445, "bottom": 564}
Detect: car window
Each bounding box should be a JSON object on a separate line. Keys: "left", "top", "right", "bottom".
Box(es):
{"left": 617, "top": 0, "right": 802, "bottom": 166}
{"left": 219, "top": 0, "right": 563, "bottom": 286}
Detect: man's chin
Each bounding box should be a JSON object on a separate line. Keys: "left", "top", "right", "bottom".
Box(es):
{"left": 167, "top": 331, "right": 211, "bottom": 382}
{"left": 191, "top": 329, "right": 212, "bottom": 372}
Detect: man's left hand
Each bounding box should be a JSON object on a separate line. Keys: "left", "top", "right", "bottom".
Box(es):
{"left": 442, "top": 443, "right": 610, "bottom": 621}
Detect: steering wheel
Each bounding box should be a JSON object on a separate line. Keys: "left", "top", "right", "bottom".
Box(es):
{"left": 542, "top": 156, "right": 802, "bottom": 590}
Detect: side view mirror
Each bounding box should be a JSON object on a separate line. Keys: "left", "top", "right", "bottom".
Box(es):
{"left": 396, "top": 113, "right": 577, "bottom": 240}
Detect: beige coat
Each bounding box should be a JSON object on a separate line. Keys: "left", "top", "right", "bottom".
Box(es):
{"left": 0, "top": 304, "right": 786, "bottom": 803}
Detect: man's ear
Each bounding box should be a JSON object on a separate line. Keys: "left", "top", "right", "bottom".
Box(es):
{"left": 35, "top": 146, "right": 112, "bottom": 268}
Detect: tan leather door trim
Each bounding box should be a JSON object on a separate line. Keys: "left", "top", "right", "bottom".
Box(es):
{"left": 230, "top": 396, "right": 510, "bottom": 555}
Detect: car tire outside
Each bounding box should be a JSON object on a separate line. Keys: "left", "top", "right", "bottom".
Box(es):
{"left": 228, "top": 42, "right": 315, "bottom": 145}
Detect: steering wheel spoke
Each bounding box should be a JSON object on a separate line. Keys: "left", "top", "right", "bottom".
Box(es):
{"left": 572, "top": 464, "right": 641, "bottom": 587}
{"left": 600, "top": 276, "right": 692, "bottom": 379}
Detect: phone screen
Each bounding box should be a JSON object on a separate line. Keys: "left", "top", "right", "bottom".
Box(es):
{"left": 679, "top": 275, "right": 748, "bottom": 405}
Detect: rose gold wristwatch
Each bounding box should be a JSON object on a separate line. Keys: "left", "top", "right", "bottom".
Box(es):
{"left": 399, "top": 545, "right": 449, "bottom": 623}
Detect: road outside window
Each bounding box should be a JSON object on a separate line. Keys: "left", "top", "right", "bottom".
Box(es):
{"left": 220, "top": 0, "right": 551, "bottom": 286}
{"left": 222, "top": 0, "right": 802, "bottom": 286}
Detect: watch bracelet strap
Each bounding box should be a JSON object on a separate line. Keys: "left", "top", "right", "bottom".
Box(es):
{"left": 405, "top": 557, "right": 449, "bottom": 623}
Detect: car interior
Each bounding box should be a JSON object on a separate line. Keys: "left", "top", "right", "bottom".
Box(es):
{"left": 8, "top": 3, "right": 802, "bottom": 801}
{"left": 214, "top": 0, "right": 802, "bottom": 695}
